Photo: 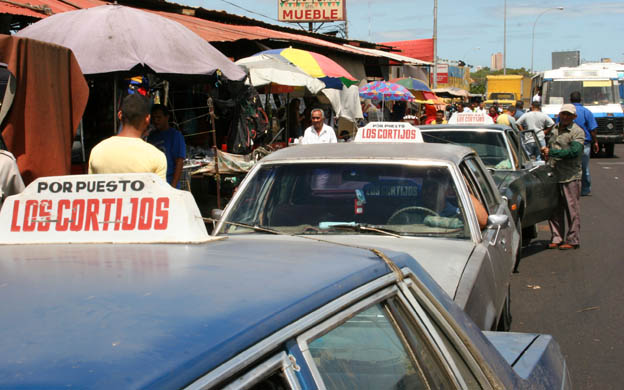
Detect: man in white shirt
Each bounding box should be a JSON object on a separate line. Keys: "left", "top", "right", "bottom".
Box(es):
{"left": 301, "top": 108, "right": 337, "bottom": 144}
{"left": 517, "top": 101, "right": 555, "bottom": 147}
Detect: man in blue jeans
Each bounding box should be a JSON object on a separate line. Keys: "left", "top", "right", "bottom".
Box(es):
{"left": 569, "top": 91, "right": 598, "bottom": 196}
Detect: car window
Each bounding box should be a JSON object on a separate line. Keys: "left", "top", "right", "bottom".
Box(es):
{"left": 222, "top": 163, "right": 470, "bottom": 239}
{"left": 221, "top": 352, "right": 301, "bottom": 390}
{"left": 462, "top": 159, "right": 498, "bottom": 213}
{"left": 403, "top": 284, "right": 484, "bottom": 389}
{"left": 306, "top": 299, "right": 454, "bottom": 389}
{"left": 506, "top": 130, "right": 528, "bottom": 167}
{"left": 422, "top": 130, "right": 511, "bottom": 169}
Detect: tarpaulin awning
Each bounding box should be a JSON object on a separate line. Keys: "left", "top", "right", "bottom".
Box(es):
{"left": 0, "top": 34, "right": 89, "bottom": 184}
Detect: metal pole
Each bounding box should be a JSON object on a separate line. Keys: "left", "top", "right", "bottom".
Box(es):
{"left": 531, "top": 7, "right": 564, "bottom": 74}
{"left": 503, "top": 0, "right": 507, "bottom": 75}
{"left": 433, "top": 0, "right": 438, "bottom": 88}
{"left": 208, "top": 97, "right": 221, "bottom": 209}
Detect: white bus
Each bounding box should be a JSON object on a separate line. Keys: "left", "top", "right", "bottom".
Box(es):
{"left": 535, "top": 66, "right": 623, "bottom": 157}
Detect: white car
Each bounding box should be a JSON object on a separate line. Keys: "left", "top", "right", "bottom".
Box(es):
{"left": 214, "top": 142, "right": 519, "bottom": 331}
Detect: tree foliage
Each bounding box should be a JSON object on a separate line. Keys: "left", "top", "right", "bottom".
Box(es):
{"left": 469, "top": 67, "right": 531, "bottom": 94}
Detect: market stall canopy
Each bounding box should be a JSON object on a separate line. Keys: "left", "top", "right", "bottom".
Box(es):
{"left": 15, "top": 5, "right": 245, "bottom": 80}
{"left": 0, "top": 35, "right": 88, "bottom": 184}
{"left": 321, "top": 85, "right": 364, "bottom": 122}
{"left": 254, "top": 47, "right": 356, "bottom": 89}
{"left": 235, "top": 54, "right": 325, "bottom": 94}
{"left": 389, "top": 77, "right": 431, "bottom": 92}
{"left": 433, "top": 87, "right": 470, "bottom": 98}
{"left": 359, "top": 81, "right": 414, "bottom": 101}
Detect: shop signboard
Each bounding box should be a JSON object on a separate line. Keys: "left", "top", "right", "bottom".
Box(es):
{"left": 278, "top": 0, "right": 346, "bottom": 22}
{"left": 436, "top": 63, "right": 449, "bottom": 84}
{"left": 448, "top": 112, "right": 494, "bottom": 125}
{"left": 354, "top": 122, "right": 423, "bottom": 143}
{"left": 0, "top": 173, "right": 213, "bottom": 244}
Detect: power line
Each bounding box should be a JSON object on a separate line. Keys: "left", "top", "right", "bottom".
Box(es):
{"left": 216, "top": 0, "right": 281, "bottom": 23}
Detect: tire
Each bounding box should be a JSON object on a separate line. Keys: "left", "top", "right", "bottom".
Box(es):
{"left": 522, "top": 224, "right": 536, "bottom": 247}
{"left": 496, "top": 287, "right": 512, "bottom": 331}
{"left": 605, "top": 143, "right": 615, "bottom": 158}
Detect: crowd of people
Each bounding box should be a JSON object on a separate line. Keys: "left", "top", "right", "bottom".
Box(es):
{"left": 294, "top": 90, "right": 598, "bottom": 252}
{"left": 0, "top": 86, "right": 601, "bottom": 253}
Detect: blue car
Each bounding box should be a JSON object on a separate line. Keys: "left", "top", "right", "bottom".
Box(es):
{"left": 0, "top": 235, "right": 570, "bottom": 389}
{"left": 0, "top": 173, "right": 569, "bottom": 389}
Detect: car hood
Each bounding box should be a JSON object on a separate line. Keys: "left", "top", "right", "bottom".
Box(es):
{"left": 309, "top": 235, "right": 475, "bottom": 299}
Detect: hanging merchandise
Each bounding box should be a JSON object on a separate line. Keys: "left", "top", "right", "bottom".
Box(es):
{"left": 126, "top": 76, "right": 149, "bottom": 96}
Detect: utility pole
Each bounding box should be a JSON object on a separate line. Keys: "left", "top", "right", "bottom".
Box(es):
{"left": 503, "top": 0, "right": 507, "bottom": 74}
{"left": 433, "top": 0, "right": 438, "bottom": 88}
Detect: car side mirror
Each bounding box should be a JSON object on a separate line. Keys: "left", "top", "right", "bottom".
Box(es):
{"left": 487, "top": 214, "right": 509, "bottom": 246}
{"left": 487, "top": 214, "right": 509, "bottom": 229}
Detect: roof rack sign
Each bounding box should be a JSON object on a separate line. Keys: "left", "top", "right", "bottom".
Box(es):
{"left": 448, "top": 112, "right": 495, "bottom": 125}
{"left": 354, "top": 122, "right": 424, "bottom": 143}
{"left": 0, "top": 173, "right": 211, "bottom": 244}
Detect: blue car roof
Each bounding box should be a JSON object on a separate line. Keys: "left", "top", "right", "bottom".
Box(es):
{"left": 0, "top": 237, "right": 421, "bottom": 389}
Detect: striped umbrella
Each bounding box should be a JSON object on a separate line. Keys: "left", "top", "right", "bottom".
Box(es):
{"left": 389, "top": 77, "right": 432, "bottom": 92}
{"left": 254, "top": 47, "right": 356, "bottom": 89}
{"left": 359, "top": 81, "right": 414, "bottom": 101}
{"left": 359, "top": 81, "right": 414, "bottom": 121}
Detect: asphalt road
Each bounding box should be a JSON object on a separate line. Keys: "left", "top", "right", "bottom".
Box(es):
{"left": 510, "top": 144, "right": 624, "bottom": 389}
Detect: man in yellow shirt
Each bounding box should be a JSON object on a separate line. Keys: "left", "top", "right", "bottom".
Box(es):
{"left": 88, "top": 94, "right": 167, "bottom": 180}
{"left": 430, "top": 110, "right": 447, "bottom": 124}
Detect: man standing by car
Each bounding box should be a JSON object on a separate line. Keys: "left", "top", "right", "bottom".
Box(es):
{"left": 301, "top": 108, "right": 337, "bottom": 144}
{"left": 542, "top": 104, "right": 585, "bottom": 250}
{"left": 517, "top": 101, "right": 554, "bottom": 160}
{"left": 147, "top": 104, "right": 186, "bottom": 188}
{"left": 89, "top": 94, "right": 167, "bottom": 180}
{"left": 569, "top": 91, "right": 599, "bottom": 196}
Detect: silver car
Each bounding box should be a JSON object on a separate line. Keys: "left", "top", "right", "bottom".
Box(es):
{"left": 214, "top": 143, "right": 519, "bottom": 331}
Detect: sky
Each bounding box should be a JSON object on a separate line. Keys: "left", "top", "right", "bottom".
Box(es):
{"left": 181, "top": 0, "right": 624, "bottom": 71}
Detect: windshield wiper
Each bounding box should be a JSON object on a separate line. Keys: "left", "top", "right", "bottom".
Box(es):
{"left": 221, "top": 220, "right": 281, "bottom": 235}
{"left": 319, "top": 222, "right": 403, "bottom": 238}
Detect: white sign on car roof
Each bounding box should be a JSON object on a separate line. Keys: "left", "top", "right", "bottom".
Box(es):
{"left": 0, "top": 173, "right": 213, "bottom": 244}
{"left": 354, "top": 122, "right": 424, "bottom": 143}
{"left": 448, "top": 112, "right": 495, "bottom": 125}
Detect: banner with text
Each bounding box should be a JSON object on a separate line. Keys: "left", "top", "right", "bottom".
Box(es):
{"left": 278, "top": 0, "right": 346, "bottom": 22}
{"left": 0, "top": 173, "right": 212, "bottom": 244}
{"left": 355, "top": 122, "right": 424, "bottom": 143}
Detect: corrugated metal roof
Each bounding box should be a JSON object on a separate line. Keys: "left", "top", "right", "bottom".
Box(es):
{"left": 2, "top": 0, "right": 380, "bottom": 59}
{"left": 0, "top": 0, "right": 105, "bottom": 18}
{"left": 381, "top": 39, "right": 434, "bottom": 63}
{"left": 0, "top": 2, "right": 46, "bottom": 18}
{"left": 152, "top": 10, "right": 378, "bottom": 58}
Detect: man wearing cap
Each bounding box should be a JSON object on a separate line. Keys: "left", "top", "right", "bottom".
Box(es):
{"left": 542, "top": 104, "right": 585, "bottom": 250}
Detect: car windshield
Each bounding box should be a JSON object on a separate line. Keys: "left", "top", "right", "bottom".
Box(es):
{"left": 221, "top": 163, "right": 470, "bottom": 239}
{"left": 422, "top": 130, "right": 512, "bottom": 169}
{"left": 544, "top": 80, "right": 618, "bottom": 106}
{"left": 489, "top": 92, "right": 515, "bottom": 100}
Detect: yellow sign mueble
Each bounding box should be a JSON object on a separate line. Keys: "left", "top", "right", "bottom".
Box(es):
{"left": 0, "top": 173, "right": 213, "bottom": 244}
{"left": 354, "top": 122, "right": 424, "bottom": 143}
{"left": 278, "top": 0, "right": 346, "bottom": 22}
